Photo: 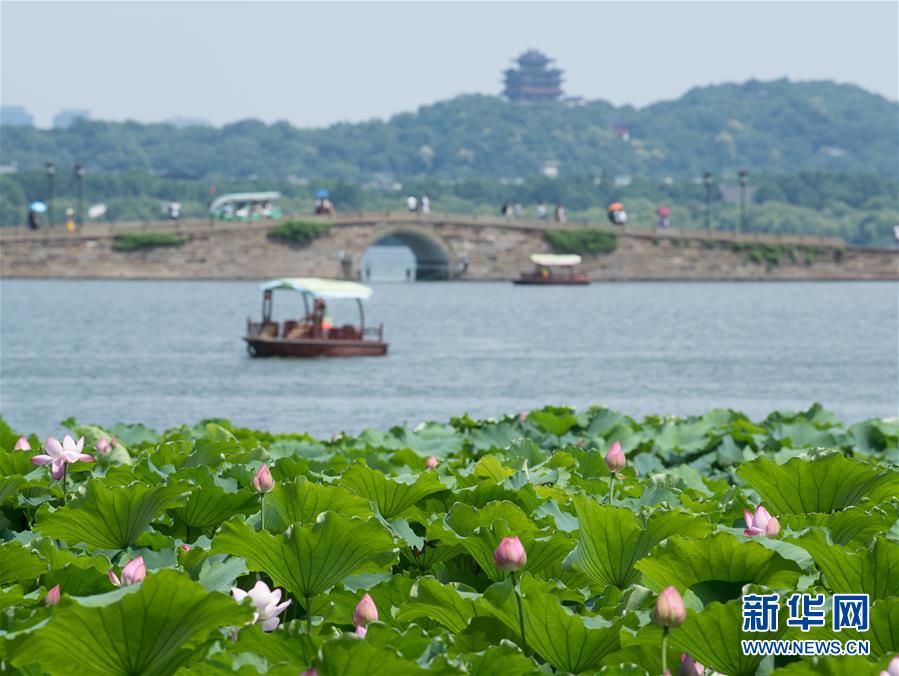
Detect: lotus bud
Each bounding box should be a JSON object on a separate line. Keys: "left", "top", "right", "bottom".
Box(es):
{"left": 880, "top": 656, "right": 899, "bottom": 676}
{"left": 678, "top": 653, "right": 704, "bottom": 676}
{"left": 605, "top": 441, "right": 626, "bottom": 472}
{"left": 179, "top": 543, "right": 190, "bottom": 552}
{"left": 45, "top": 584, "right": 61, "bottom": 606}
{"left": 493, "top": 536, "right": 527, "bottom": 572}
{"left": 743, "top": 505, "right": 780, "bottom": 538}
{"left": 426, "top": 456, "right": 438, "bottom": 469}
{"left": 110, "top": 556, "right": 146, "bottom": 587}
{"left": 14, "top": 436, "right": 31, "bottom": 451}
{"left": 353, "top": 593, "right": 378, "bottom": 630}
{"left": 108, "top": 570, "right": 121, "bottom": 587}
{"left": 95, "top": 437, "right": 112, "bottom": 454}
{"left": 301, "top": 670, "right": 319, "bottom": 676}
{"left": 252, "top": 463, "right": 274, "bottom": 493}
{"left": 355, "top": 625, "right": 367, "bottom": 638}
{"left": 653, "top": 586, "right": 686, "bottom": 628}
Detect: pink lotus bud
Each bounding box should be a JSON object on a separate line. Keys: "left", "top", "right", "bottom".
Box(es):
{"left": 518, "top": 411, "right": 528, "bottom": 424}
{"left": 493, "top": 536, "right": 527, "bottom": 572}
{"left": 252, "top": 463, "right": 274, "bottom": 493}
{"left": 880, "top": 656, "right": 899, "bottom": 676}
{"left": 14, "top": 436, "right": 31, "bottom": 451}
{"left": 108, "top": 570, "right": 121, "bottom": 587}
{"left": 301, "top": 670, "right": 319, "bottom": 676}
{"left": 605, "top": 441, "right": 626, "bottom": 472}
{"left": 353, "top": 593, "right": 378, "bottom": 629}
{"left": 110, "top": 557, "right": 146, "bottom": 587}
{"left": 743, "top": 505, "right": 780, "bottom": 538}
{"left": 44, "top": 584, "right": 61, "bottom": 606}
{"left": 179, "top": 543, "right": 190, "bottom": 552}
{"left": 355, "top": 625, "right": 367, "bottom": 638}
{"left": 678, "top": 653, "right": 704, "bottom": 676}
{"left": 426, "top": 456, "right": 438, "bottom": 469}
{"left": 95, "top": 437, "right": 112, "bottom": 454}
{"left": 653, "top": 586, "right": 686, "bottom": 628}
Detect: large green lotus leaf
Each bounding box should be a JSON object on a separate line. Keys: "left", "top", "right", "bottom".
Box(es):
{"left": 0, "top": 476, "right": 25, "bottom": 505}
{"left": 782, "top": 505, "right": 899, "bottom": 546}
{"left": 635, "top": 532, "right": 803, "bottom": 600}
{"left": 602, "top": 622, "right": 687, "bottom": 675}
{"left": 527, "top": 406, "right": 579, "bottom": 437}
{"left": 340, "top": 462, "right": 446, "bottom": 519}
{"left": 394, "top": 577, "right": 477, "bottom": 633}
{"left": 467, "top": 643, "right": 540, "bottom": 675}
{"left": 211, "top": 513, "right": 397, "bottom": 600}
{"left": 9, "top": 570, "right": 251, "bottom": 675}
{"left": 264, "top": 476, "right": 373, "bottom": 533}
{"left": 228, "top": 624, "right": 318, "bottom": 671}
{"left": 848, "top": 418, "right": 898, "bottom": 456}
{"left": 316, "top": 634, "right": 427, "bottom": 675}
{"left": 34, "top": 480, "right": 187, "bottom": 550}
{"left": 791, "top": 531, "right": 899, "bottom": 599}
{"left": 564, "top": 495, "right": 713, "bottom": 589}
{"left": 770, "top": 656, "right": 883, "bottom": 674}
{"left": 670, "top": 600, "right": 786, "bottom": 676}
{"left": 170, "top": 471, "right": 259, "bottom": 539}
{"left": 737, "top": 452, "right": 899, "bottom": 514}
{"left": 653, "top": 419, "right": 716, "bottom": 456}
{"left": 0, "top": 541, "right": 45, "bottom": 585}
{"left": 477, "top": 575, "right": 620, "bottom": 674}
{"left": 470, "top": 422, "right": 524, "bottom": 453}
{"left": 0, "top": 447, "right": 35, "bottom": 476}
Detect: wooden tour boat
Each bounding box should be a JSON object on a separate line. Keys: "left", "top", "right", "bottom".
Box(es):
{"left": 514, "top": 254, "right": 590, "bottom": 285}
{"left": 245, "top": 278, "right": 388, "bottom": 357}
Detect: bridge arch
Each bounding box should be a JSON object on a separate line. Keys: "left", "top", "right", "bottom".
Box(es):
{"left": 356, "top": 223, "right": 453, "bottom": 280}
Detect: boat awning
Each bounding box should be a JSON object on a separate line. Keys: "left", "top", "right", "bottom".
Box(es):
{"left": 209, "top": 192, "right": 281, "bottom": 214}
{"left": 530, "top": 254, "right": 582, "bottom": 266}
{"left": 260, "top": 278, "right": 373, "bottom": 300}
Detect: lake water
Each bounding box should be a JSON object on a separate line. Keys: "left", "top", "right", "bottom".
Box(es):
{"left": 1, "top": 278, "right": 896, "bottom": 437}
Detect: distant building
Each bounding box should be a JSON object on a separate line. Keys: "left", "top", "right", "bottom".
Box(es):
{"left": 164, "top": 117, "right": 213, "bottom": 128}
{"left": 0, "top": 105, "right": 33, "bottom": 127}
{"left": 503, "top": 50, "right": 563, "bottom": 102}
{"left": 53, "top": 109, "right": 90, "bottom": 128}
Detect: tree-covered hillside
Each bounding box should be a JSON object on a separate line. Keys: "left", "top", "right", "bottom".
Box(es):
{"left": 2, "top": 79, "right": 896, "bottom": 180}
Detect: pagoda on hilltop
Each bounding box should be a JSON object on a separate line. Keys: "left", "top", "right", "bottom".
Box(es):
{"left": 503, "top": 50, "right": 563, "bottom": 102}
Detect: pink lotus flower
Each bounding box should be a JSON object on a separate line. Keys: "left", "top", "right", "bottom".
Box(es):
{"left": 743, "top": 505, "right": 780, "bottom": 538}
{"left": 353, "top": 593, "right": 378, "bottom": 635}
{"left": 109, "top": 556, "right": 146, "bottom": 587}
{"left": 179, "top": 543, "right": 190, "bottom": 552}
{"left": 252, "top": 463, "right": 274, "bottom": 493}
{"left": 493, "top": 536, "right": 527, "bottom": 572}
{"left": 231, "top": 580, "right": 291, "bottom": 631}
{"left": 426, "top": 456, "right": 438, "bottom": 469}
{"left": 32, "top": 435, "right": 94, "bottom": 480}
{"left": 881, "top": 656, "right": 899, "bottom": 676}
{"left": 14, "top": 436, "right": 31, "bottom": 451}
{"left": 605, "top": 441, "right": 626, "bottom": 472}
{"left": 653, "top": 586, "right": 686, "bottom": 628}
{"left": 44, "top": 584, "right": 61, "bottom": 606}
{"left": 94, "top": 437, "right": 112, "bottom": 454}
{"left": 678, "top": 653, "right": 704, "bottom": 676}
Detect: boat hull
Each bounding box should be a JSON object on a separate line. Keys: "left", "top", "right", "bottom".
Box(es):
{"left": 245, "top": 336, "right": 388, "bottom": 357}
{"left": 513, "top": 275, "right": 590, "bottom": 285}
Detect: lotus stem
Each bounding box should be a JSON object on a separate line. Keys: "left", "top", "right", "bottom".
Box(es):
{"left": 661, "top": 625, "right": 669, "bottom": 674}
{"left": 62, "top": 465, "right": 68, "bottom": 505}
{"left": 511, "top": 571, "right": 528, "bottom": 656}
{"left": 305, "top": 594, "right": 312, "bottom": 634}
{"left": 260, "top": 494, "right": 266, "bottom": 531}
{"left": 607, "top": 474, "right": 615, "bottom": 506}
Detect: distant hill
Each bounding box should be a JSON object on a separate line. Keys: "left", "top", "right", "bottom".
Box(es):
{"left": 1, "top": 79, "right": 896, "bottom": 180}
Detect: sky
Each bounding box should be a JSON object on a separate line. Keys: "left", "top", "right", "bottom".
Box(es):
{"left": 1, "top": 1, "right": 897, "bottom": 129}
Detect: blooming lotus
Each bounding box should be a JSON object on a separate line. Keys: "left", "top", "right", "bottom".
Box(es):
{"left": 743, "top": 505, "right": 780, "bottom": 538}
{"left": 109, "top": 556, "right": 146, "bottom": 587}
{"left": 45, "top": 584, "right": 61, "bottom": 606}
{"left": 252, "top": 463, "right": 274, "bottom": 493}
{"left": 32, "top": 435, "right": 94, "bottom": 480}
{"left": 653, "top": 586, "right": 686, "bottom": 628}
{"left": 231, "top": 580, "right": 291, "bottom": 631}
{"left": 353, "top": 593, "right": 378, "bottom": 637}
{"left": 881, "top": 656, "right": 899, "bottom": 676}
{"left": 678, "top": 653, "right": 704, "bottom": 676}
{"left": 94, "top": 437, "right": 112, "bottom": 454}
{"left": 14, "top": 436, "right": 31, "bottom": 451}
{"left": 605, "top": 441, "right": 626, "bottom": 472}
{"left": 493, "top": 536, "right": 527, "bottom": 572}
{"left": 426, "top": 456, "right": 438, "bottom": 469}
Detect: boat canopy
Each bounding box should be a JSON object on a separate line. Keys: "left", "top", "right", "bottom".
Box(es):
{"left": 530, "top": 254, "right": 582, "bottom": 267}
{"left": 209, "top": 191, "right": 281, "bottom": 215}
{"left": 260, "top": 278, "right": 373, "bottom": 300}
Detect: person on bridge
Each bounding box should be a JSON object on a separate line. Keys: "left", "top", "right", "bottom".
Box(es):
{"left": 554, "top": 203, "right": 567, "bottom": 223}
{"left": 28, "top": 209, "right": 41, "bottom": 230}
{"left": 406, "top": 195, "right": 418, "bottom": 212}
{"left": 421, "top": 194, "right": 430, "bottom": 214}
{"left": 537, "top": 202, "right": 548, "bottom": 220}
{"left": 65, "top": 208, "right": 76, "bottom": 232}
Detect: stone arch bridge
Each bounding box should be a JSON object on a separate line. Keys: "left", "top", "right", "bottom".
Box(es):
{"left": 0, "top": 212, "right": 895, "bottom": 280}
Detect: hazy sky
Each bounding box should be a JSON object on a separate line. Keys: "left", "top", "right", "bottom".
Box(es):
{"left": 2, "top": 1, "right": 896, "bottom": 129}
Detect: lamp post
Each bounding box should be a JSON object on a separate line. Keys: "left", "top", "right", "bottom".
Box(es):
{"left": 703, "top": 172, "right": 713, "bottom": 230}
{"left": 45, "top": 162, "right": 56, "bottom": 227}
{"left": 739, "top": 169, "right": 748, "bottom": 231}
{"left": 74, "top": 163, "right": 84, "bottom": 228}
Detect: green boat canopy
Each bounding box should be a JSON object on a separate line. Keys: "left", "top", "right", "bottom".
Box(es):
{"left": 260, "top": 278, "right": 373, "bottom": 300}
{"left": 530, "top": 254, "right": 582, "bottom": 266}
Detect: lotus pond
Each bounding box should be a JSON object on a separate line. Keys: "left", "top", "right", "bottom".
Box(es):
{"left": 1, "top": 404, "right": 897, "bottom": 675}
